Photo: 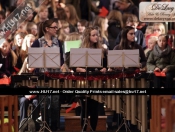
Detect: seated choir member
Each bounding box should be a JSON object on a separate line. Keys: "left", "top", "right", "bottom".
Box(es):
{"left": 113, "top": 26, "right": 147, "bottom": 69}
{"left": 0, "top": 39, "right": 17, "bottom": 78}
{"left": 31, "top": 19, "right": 64, "bottom": 131}
{"left": 75, "top": 26, "right": 107, "bottom": 131}
{"left": 147, "top": 34, "right": 175, "bottom": 88}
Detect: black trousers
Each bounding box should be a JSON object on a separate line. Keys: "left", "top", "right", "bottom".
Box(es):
{"left": 79, "top": 97, "right": 99, "bottom": 131}
{"left": 40, "top": 95, "right": 61, "bottom": 131}
{"left": 154, "top": 72, "right": 175, "bottom": 88}
{"left": 19, "top": 96, "right": 40, "bottom": 130}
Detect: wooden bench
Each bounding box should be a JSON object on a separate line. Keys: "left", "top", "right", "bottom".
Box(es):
{"left": 0, "top": 95, "right": 18, "bottom": 132}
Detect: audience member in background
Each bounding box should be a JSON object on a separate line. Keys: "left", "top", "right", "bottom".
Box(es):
{"left": 145, "top": 26, "right": 154, "bottom": 37}
{"left": 66, "top": 0, "right": 100, "bottom": 21}
{"left": 115, "top": 13, "right": 146, "bottom": 49}
{"left": 147, "top": 34, "right": 175, "bottom": 88}
{"left": 152, "top": 22, "right": 166, "bottom": 35}
{"left": 107, "top": 10, "right": 123, "bottom": 50}
{"left": 113, "top": 0, "right": 139, "bottom": 19}
{"left": 77, "top": 19, "right": 89, "bottom": 34}
{"left": 114, "top": 26, "right": 147, "bottom": 69}
{"left": 58, "top": 20, "right": 70, "bottom": 45}
{"left": 0, "top": 39, "right": 17, "bottom": 78}
{"left": 34, "top": 5, "right": 49, "bottom": 24}
{"left": 56, "top": 7, "right": 67, "bottom": 20}
{"left": 40, "top": 0, "right": 54, "bottom": 19}
{"left": 93, "top": 16, "right": 109, "bottom": 49}
{"left": 13, "top": 32, "right": 27, "bottom": 70}
{"left": 26, "top": 22, "right": 38, "bottom": 37}
{"left": 64, "top": 4, "right": 79, "bottom": 32}
{"left": 145, "top": 36, "right": 158, "bottom": 59}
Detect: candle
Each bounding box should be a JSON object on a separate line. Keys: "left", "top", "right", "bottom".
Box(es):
{"left": 165, "top": 22, "right": 168, "bottom": 34}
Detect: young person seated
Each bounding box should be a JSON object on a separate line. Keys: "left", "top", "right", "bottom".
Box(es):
{"left": 147, "top": 34, "right": 175, "bottom": 88}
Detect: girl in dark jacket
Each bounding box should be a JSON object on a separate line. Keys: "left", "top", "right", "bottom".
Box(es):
{"left": 147, "top": 34, "right": 175, "bottom": 88}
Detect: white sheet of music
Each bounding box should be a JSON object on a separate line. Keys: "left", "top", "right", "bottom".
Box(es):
{"left": 70, "top": 48, "right": 102, "bottom": 67}
{"left": 108, "top": 50, "right": 139, "bottom": 68}
{"left": 28, "top": 48, "right": 44, "bottom": 68}
{"left": 45, "top": 47, "right": 60, "bottom": 68}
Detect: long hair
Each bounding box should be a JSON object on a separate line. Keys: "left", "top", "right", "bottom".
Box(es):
{"left": 65, "top": 4, "right": 79, "bottom": 26}
{"left": 119, "top": 26, "right": 136, "bottom": 49}
{"left": 80, "top": 26, "right": 105, "bottom": 58}
{"left": 107, "top": 10, "right": 123, "bottom": 28}
{"left": 93, "top": 16, "right": 108, "bottom": 41}
{"left": 38, "top": 19, "right": 57, "bottom": 38}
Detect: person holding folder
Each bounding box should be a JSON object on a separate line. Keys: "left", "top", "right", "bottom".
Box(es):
{"left": 31, "top": 19, "right": 64, "bottom": 131}
{"left": 75, "top": 26, "right": 107, "bottom": 131}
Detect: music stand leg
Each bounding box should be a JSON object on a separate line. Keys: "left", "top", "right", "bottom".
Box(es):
{"left": 39, "top": 95, "right": 52, "bottom": 132}
{"left": 81, "top": 96, "right": 94, "bottom": 132}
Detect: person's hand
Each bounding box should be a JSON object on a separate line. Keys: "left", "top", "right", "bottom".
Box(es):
{"left": 3, "top": 75, "right": 8, "bottom": 78}
{"left": 162, "top": 68, "right": 168, "bottom": 73}
{"left": 100, "top": 68, "right": 106, "bottom": 73}
{"left": 76, "top": 68, "right": 86, "bottom": 72}
{"left": 154, "top": 67, "right": 161, "bottom": 72}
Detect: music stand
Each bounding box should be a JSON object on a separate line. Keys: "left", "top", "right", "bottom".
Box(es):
{"left": 108, "top": 49, "right": 139, "bottom": 132}
{"left": 28, "top": 47, "right": 61, "bottom": 132}
{"left": 70, "top": 48, "right": 102, "bottom": 132}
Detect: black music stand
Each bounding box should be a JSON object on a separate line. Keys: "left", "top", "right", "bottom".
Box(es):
{"left": 108, "top": 50, "right": 139, "bottom": 132}
{"left": 28, "top": 47, "right": 61, "bottom": 132}
{"left": 70, "top": 48, "right": 102, "bottom": 132}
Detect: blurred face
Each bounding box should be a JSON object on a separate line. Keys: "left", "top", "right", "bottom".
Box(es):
{"left": 46, "top": 22, "right": 58, "bottom": 36}
{"left": 158, "top": 36, "right": 167, "bottom": 50}
{"left": 1, "top": 41, "right": 10, "bottom": 55}
{"left": 115, "top": 2, "right": 126, "bottom": 10}
{"left": 64, "top": 27, "right": 70, "bottom": 34}
{"left": 26, "top": 9, "right": 33, "bottom": 21}
{"left": 126, "top": 21, "right": 138, "bottom": 29}
{"left": 0, "top": 15, "right": 4, "bottom": 24}
{"left": 64, "top": 7, "right": 70, "bottom": 19}
{"left": 103, "top": 19, "right": 108, "bottom": 31}
{"left": 148, "top": 39, "right": 156, "bottom": 50}
{"left": 15, "top": 34, "right": 24, "bottom": 47}
{"left": 153, "top": 25, "right": 162, "bottom": 35}
{"left": 127, "top": 29, "right": 135, "bottom": 42}
{"left": 39, "top": 9, "right": 48, "bottom": 20}
{"left": 77, "top": 22, "right": 85, "bottom": 33}
{"left": 18, "top": 22, "right": 26, "bottom": 31}
{"left": 145, "top": 29, "right": 152, "bottom": 36}
{"left": 90, "top": 29, "right": 98, "bottom": 44}
{"left": 31, "top": 25, "right": 38, "bottom": 36}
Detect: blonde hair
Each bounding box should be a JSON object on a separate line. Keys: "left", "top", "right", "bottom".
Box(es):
{"left": 20, "top": 34, "right": 36, "bottom": 63}
{"left": 81, "top": 27, "right": 105, "bottom": 58}
{"left": 65, "top": 4, "right": 79, "bottom": 26}
{"left": 65, "top": 32, "right": 82, "bottom": 41}
{"left": 107, "top": 10, "right": 123, "bottom": 28}
{"left": 153, "top": 23, "right": 166, "bottom": 34}
{"left": 34, "top": 5, "right": 48, "bottom": 23}
{"left": 93, "top": 16, "right": 108, "bottom": 41}
{"left": 58, "top": 20, "right": 69, "bottom": 42}
{"left": 148, "top": 36, "right": 158, "bottom": 43}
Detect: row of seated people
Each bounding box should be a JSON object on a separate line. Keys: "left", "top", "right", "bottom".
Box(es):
{"left": 0, "top": 20, "right": 175, "bottom": 131}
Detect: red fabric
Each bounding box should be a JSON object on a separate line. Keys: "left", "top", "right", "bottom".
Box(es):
{"left": 14, "top": 67, "right": 20, "bottom": 72}
{"left": 168, "top": 30, "right": 175, "bottom": 34}
{"left": 98, "top": 6, "right": 108, "bottom": 17}
{"left": 0, "top": 78, "right": 11, "bottom": 85}
{"left": 66, "top": 102, "right": 77, "bottom": 113}
{"left": 154, "top": 72, "right": 166, "bottom": 77}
